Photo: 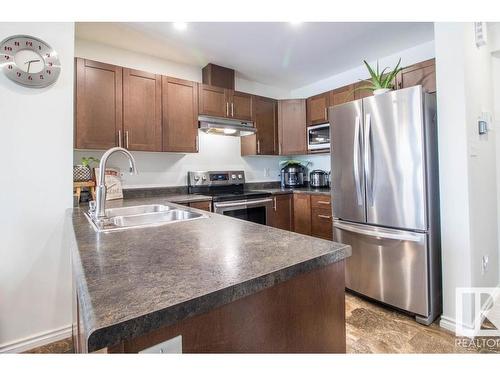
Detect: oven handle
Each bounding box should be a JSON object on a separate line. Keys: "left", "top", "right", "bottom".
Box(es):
{"left": 213, "top": 198, "right": 273, "bottom": 209}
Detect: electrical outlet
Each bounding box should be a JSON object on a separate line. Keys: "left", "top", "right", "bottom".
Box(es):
{"left": 264, "top": 168, "right": 270, "bottom": 177}
{"left": 482, "top": 255, "right": 489, "bottom": 275}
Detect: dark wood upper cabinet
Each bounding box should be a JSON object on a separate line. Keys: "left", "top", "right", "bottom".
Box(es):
{"left": 269, "top": 194, "right": 293, "bottom": 231}
{"left": 293, "top": 193, "right": 311, "bottom": 235}
{"left": 162, "top": 77, "right": 199, "bottom": 153}
{"left": 241, "top": 96, "right": 277, "bottom": 156}
{"left": 75, "top": 58, "right": 122, "bottom": 150}
{"left": 230, "top": 91, "right": 253, "bottom": 121}
{"left": 278, "top": 99, "right": 307, "bottom": 155}
{"left": 122, "top": 68, "right": 162, "bottom": 152}
{"left": 353, "top": 81, "right": 373, "bottom": 100}
{"left": 198, "top": 84, "right": 227, "bottom": 117}
{"left": 330, "top": 84, "right": 354, "bottom": 107}
{"left": 306, "top": 92, "right": 330, "bottom": 125}
{"left": 396, "top": 58, "right": 436, "bottom": 93}
{"left": 202, "top": 63, "right": 235, "bottom": 90}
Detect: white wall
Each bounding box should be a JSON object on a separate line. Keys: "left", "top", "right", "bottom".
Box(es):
{"left": 434, "top": 22, "right": 499, "bottom": 330}
{"left": 0, "top": 23, "right": 74, "bottom": 352}
{"left": 74, "top": 39, "right": 292, "bottom": 187}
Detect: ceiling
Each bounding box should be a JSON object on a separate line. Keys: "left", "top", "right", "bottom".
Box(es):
{"left": 75, "top": 22, "right": 434, "bottom": 90}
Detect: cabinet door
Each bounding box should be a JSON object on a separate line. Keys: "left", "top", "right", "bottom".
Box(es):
{"left": 123, "top": 68, "right": 162, "bottom": 151}
{"left": 396, "top": 58, "right": 436, "bottom": 93}
{"left": 306, "top": 92, "right": 330, "bottom": 125}
{"left": 330, "top": 84, "right": 354, "bottom": 107}
{"left": 231, "top": 91, "right": 253, "bottom": 121}
{"left": 198, "top": 84, "right": 227, "bottom": 117}
{"left": 241, "top": 96, "right": 277, "bottom": 155}
{"left": 269, "top": 194, "right": 293, "bottom": 231}
{"left": 353, "top": 81, "right": 373, "bottom": 100}
{"left": 278, "top": 99, "right": 307, "bottom": 155}
{"left": 162, "top": 77, "right": 199, "bottom": 153}
{"left": 75, "top": 58, "right": 122, "bottom": 150}
{"left": 293, "top": 193, "right": 311, "bottom": 235}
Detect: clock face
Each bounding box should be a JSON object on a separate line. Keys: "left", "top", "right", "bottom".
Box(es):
{"left": 0, "top": 35, "right": 61, "bottom": 88}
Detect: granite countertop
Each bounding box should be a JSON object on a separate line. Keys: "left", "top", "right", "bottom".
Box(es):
{"left": 69, "top": 196, "right": 350, "bottom": 352}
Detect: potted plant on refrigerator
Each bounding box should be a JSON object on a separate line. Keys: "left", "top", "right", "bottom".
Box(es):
{"left": 358, "top": 58, "right": 403, "bottom": 95}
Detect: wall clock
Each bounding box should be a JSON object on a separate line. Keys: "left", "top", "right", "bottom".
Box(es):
{"left": 0, "top": 35, "right": 61, "bottom": 88}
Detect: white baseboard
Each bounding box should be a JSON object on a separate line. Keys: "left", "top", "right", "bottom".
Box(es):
{"left": 0, "top": 325, "right": 72, "bottom": 354}
{"left": 439, "top": 315, "right": 456, "bottom": 333}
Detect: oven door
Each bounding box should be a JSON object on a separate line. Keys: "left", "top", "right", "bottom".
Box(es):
{"left": 213, "top": 198, "right": 273, "bottom": 225}
{"left": 308, "top": 123, "right": 330, "bottom": 151}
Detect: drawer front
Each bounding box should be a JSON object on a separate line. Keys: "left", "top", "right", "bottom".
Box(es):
{"left": 311, "top": 208, "right": 333, "bottom": 240}
{"left": 311, "top": 195, "right": 332, "bottom": 209}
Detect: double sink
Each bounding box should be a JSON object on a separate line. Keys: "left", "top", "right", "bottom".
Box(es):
{"left": 85, "top": 204, "right": 208, "bottom": 233}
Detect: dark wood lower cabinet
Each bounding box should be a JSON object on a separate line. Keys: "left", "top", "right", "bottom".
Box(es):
{"left": 293, "top": 194, "right": 312, "bottom": 235}
{"left": 189, "top": 200, "right": 212, "bottom": 212}
{"left": 311, "top": 208, "right": 333, "bottom": 240}
{"left": 112, "top": 260, "right": 346, "bottom": 353}
{"left": 268, "top": 194, "right": 293, "bottom": 231}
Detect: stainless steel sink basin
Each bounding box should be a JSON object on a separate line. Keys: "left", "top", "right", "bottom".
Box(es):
{"left": 112, "top": 209, "right": 205, "bottom": 228}
{"left": 106, "top": 204, "right": 172, "bottom": 218}
{"left": 85, "top": 205, "right": 207, "bottom": 232}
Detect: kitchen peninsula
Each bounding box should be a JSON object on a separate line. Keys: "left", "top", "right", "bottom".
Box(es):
{"left": 69, "top": 197, "right": 350, "bottom": 353}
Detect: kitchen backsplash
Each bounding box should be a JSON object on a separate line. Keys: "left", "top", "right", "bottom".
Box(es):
{"left": 74, "top": 132, "right": 331, "bottom": 188}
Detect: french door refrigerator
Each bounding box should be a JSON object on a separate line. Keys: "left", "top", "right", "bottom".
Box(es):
{"left": 329, "top": 85, "right": 441, "bottom": 325}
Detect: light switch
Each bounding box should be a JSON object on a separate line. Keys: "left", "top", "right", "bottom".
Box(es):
{"left": 478, "top": 120, "right": 488, "bottom": 135}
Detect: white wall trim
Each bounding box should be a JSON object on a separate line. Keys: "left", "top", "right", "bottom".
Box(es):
{"left": 439, "top": 315, "right": 456, "bottom": 333}
{"left": 0, "top": 325, "right": 71, "bottom": 354}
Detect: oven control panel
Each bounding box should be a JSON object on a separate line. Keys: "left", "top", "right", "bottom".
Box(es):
{"left": 188, "top": 171, "right": 245, "bottom": 186}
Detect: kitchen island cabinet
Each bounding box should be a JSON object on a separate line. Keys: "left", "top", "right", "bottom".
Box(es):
{"left": 70, "top": 198, "right": 350, "bottom": 353}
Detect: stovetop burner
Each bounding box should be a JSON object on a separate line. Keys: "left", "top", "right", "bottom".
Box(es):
{"left": 187, "top": 170, "right": 271, "bottom": 201}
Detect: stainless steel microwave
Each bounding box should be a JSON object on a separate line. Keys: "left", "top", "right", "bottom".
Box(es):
{"left": 307, "top": 123, "right": 330, "bottom": 151}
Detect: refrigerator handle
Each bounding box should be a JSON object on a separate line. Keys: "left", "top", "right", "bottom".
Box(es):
{"left": 353, "top": 115, "right": 363, "bottom": 205}
{"left": 364, "top": 113, "right": 373, "bottom": 206}
{"left": 333, "top": 220, "right": 422, "bottom": 242}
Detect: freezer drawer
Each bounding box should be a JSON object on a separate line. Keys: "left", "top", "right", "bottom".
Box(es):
{"left": 333, "top": 220, "right": 429, "bottom": 317}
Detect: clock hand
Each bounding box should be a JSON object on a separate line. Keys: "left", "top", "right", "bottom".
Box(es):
{"left": 25, "top": 59, "right": 41, "bottom": 74}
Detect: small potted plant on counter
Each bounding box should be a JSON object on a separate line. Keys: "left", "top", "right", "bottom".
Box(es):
{"left": 358, "top": 58, "right": 403, "bottom": 95}
{"left": 73, "top": 156, "right": 99, "bottom": 182}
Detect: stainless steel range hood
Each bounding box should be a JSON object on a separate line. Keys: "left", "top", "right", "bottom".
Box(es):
{"left": 198, "top": 115, "right": 256, "bottom": 137}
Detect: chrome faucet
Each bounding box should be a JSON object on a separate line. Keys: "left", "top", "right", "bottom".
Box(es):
{"left": 92, "top": 147, "right": 138, "bottom": 220}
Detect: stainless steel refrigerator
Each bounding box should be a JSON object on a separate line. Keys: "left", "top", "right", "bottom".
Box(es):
{"left": 329, "top": 85, "right": 441, "bottom": 325}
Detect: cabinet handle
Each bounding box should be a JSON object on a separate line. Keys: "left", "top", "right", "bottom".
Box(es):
{"left": 317, "top": 200, "right": 330, "bottom": 205}
{"left": 231, "top": 102, "right": 234, "bottom": 117}
{"left": 318, "top": 214, "right": 331, "bottom": 219}
{"left": 273, "top": 196, "right": 277, "bottom": 211}
{"left": 324, "top": 107, "right": 327, "bottom": 120}
{"left": 195, "top": 135, "right": 199, "bottom": 152}
{"left": 125, "top": 131, "right": 129, "bottom": 149}
{"left": 257, "top": 139, "right": 260, "bottom": 154}
{"left": 226, "top": 102, "right": 229, "bottom": 116}
{"left": 118, "top": 130, "right": 122, "bottom": 147}
{"left": 279, "top": 143, "right": 282, "bottom": 155}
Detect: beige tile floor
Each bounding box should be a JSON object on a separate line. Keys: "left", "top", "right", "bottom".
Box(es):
{"left": 24, "top": 293, "right": 500, "bottom": 354}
